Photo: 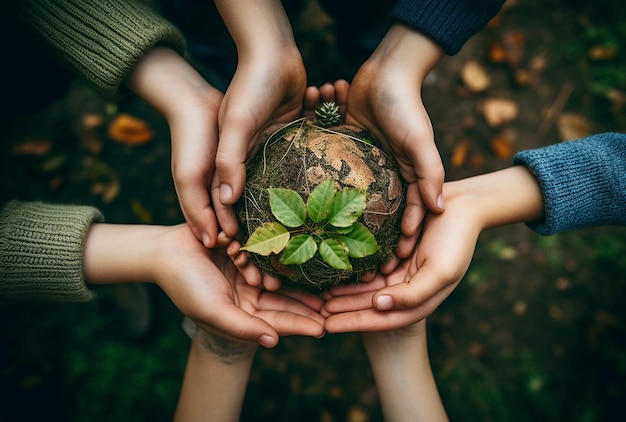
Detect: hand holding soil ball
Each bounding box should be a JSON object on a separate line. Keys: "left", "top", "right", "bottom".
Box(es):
{"left": 237, "top": 102, "right": 406, "bottom": 287}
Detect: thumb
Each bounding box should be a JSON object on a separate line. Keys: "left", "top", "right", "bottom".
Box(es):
{"left": 373, "top": 262, "right": 455, "bottom": 315}
{"left": 215, "top": 128, "right": 249, "bottom": 207}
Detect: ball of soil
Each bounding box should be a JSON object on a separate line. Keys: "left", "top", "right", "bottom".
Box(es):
{"left": 236, "top": 118, "right": 406, "bottom": 287}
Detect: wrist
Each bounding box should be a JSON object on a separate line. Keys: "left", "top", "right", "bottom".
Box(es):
{"left": 215, "top": 0, "right": 297, "bottom": 55}
{"left": 83, "top": 224, "right": 166, "bottom": 285}
{"left": 125, "top": 47, "right": 220, "bottom": 119}
{"left": 445, "top": 166, "right": 545, "bottom": 231}
{"left": 368, "top": 23, "right": 444, "bottom": 81}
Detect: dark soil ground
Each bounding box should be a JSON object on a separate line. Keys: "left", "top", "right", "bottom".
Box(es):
{"left": 1, "top": 1, "right": 626, "bottom": 421}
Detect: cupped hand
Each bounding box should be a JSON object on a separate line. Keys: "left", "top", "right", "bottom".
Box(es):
{"left": 154, "top": 224, "right": 326, "bottom": 347}
{"left": 214, "top": 48, "right": 307, "bottom": 238}
{"left": 323, "top": 183, "right": 481, "bottom": 332}
{"left": 345, "top": 24, "right": 446, "bottom": 259}
{"left": 125, "top": 46, "right": 223, "bottom": 247}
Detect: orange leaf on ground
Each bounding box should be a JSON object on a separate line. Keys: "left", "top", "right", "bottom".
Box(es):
{"left": 461, "top": 60, "right": 490, "bottom": 93}
{"left": 108, "top": 113, "right": 154, "bottom": 145}
{"left": 450, "top": 140, "right": 470, "bottom": 168}
{"left": 488, "top": 39, "right": 508, "bottom": 63}
{"left": 490, "top": 134, "right": 515, "bottom": 160}
{"left": 11, "top": 138, "right": 52, "bottom": 156}
{"left": 481, "top": 98, "right": 518, "bottom": 127}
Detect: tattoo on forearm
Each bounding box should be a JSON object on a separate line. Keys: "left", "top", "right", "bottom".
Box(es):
{"left": 182, "top": 317, "right": 255, "bottom": 364}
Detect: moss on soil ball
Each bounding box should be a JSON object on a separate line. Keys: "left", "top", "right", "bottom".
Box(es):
{"left": 236, "top": 111, "right": 406, "bottom": 288}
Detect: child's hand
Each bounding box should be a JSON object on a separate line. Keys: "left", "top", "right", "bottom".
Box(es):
{"left": 125, "top": 46, "right": 223, "bottom": 248}
{"left": 346, "top": 24, "right": 447, "bottom": 259}
{"left": 154, "top": 224, "right": 326, "bottom": 347}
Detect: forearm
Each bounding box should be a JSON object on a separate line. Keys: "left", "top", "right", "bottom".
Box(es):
{"left": 363, "top": 329, "right": 447, "bottom": 422}
{"left": 125, "top": 46, "right": 220, "bottom": 121}
{"left": 368, "top": 23, "right": 444, "bottom": 82}
{"left": 213, "top": 0, "right": 298, "bottom": 57}
{"left": 174, "top": 319, "right": 256, "bottom": 422}
{"left": 82, "top": 224, "right": 165, "bottom": 285}
{"left": 445, "top": 165, "right": 545, "bottom": 231}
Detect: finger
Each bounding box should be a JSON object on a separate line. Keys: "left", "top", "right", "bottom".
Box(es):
{"left": 227, "top": 241, "right": 262, "bottom": 287}
{"left": 322, "top": 290, "right": 376, "bottom": 314}
{"left": 215, "top": 102, "right": 256, "bottom": 207}
{"left": 211, "top": 170, "right": 241, "bottom": 239}
{"left": 379, "top": 253, "right": 401, "bottom": 275}
{"left": 326, "top": 275, "right": 386, "bottom": 297}
{"left": 196, "top": 306, "right": 279, "bottom": 348}
{"left": 261, "top": 273, "right": 283, "bottom": 291}
{"left": 256, "top": 310, "right": 325, "bottom": 337}
{"left": 372, "top": 261, "right": 461, "bottom": 312}
{"left": 277, "top": 288, "right": 325, "bottom": 312}
{"left": 319, "top": 82, "right": 335, "bottom": 103}
{"left": 325, "top": 307, "right": 421, "bottom": 333}
{"left": 173, "top": 168, "right": 219, "bottom": 247}
{"left": 399, "top": 183, "right": 424, "bottom": 239}
{"left": 257, "top": 293, "right": 326, "bottom": 336}
{"left": 333, "top": 79, "right": 350, "bottom": 118}
{"left": 303, "top": 86, "right": 321, "bottom": 119}
{"left": 411, "top": 143, "right": 445, "bottom": 214}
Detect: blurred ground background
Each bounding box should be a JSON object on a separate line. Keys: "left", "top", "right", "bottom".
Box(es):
{"left": 1, "top": 0, "right": 626, "bottom": 421}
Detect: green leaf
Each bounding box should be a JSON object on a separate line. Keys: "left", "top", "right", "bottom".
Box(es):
{"left": 280, "top": 234, "right": 318, "bottom": 265}
{"left": 319, "top": 238, "right": 352, "bottom": 270}
{"left": 327, "top": 188, "right": 366, "bottom": 228}
{"left": 306, "top": 179, "right": 337, "bottom": 223}
{"left": 240, "top": 222, "right": 289, "bottom": 256}
{"left": 268, "top": 188, "right": 306, "bottom": 228}
{"left": 338, "top": 223, "right": 379, "bottom": 258}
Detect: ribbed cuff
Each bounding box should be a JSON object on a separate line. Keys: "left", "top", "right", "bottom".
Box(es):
{"left": 513, "top": 133, "right": 626, "bottom": 235}
{"left": 0, "top": 201, "right": 104, "bottom": 302}
{"left": 390, "top": 0, "right": 505, "bottom": 55}
{"left": 12, "top": 0, "right": 187, "bottom": 99}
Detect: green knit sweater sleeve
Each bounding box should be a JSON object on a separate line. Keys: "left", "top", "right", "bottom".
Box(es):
{"left": 0, "top": 201, "right": 104, "bottom": 302}
{"left": 10, "top": 0, "right": 187, "bottom": 99}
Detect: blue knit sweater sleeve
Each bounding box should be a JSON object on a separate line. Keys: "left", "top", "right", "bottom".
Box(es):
{"left": 513, "top": 132, "right": 626, "bottom": 235}
{"left": 390, "top": 0, "right": 505, "bottom": 54}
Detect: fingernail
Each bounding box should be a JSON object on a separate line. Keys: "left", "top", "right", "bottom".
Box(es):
{"left": 201, "top": 231, "right": 211, "bottom": 248}
{"left": 437, "top": 193, "right": 445, "bottom": 210}
{"left": 376, "top": 295, "right": 394, "bottom": 311}
{"left": 220, "top": 183, "right": 233, "bottom": 203}
{"left": 259, "top": 334, "right": 277, "bottom": 348}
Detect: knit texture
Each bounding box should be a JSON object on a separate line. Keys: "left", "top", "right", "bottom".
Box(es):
{"left": 9, "top": 0, "right": 186, "bottom": 99}
{"left": 513, "top": 132, "right": 626, "bottom": 235}
{"left": 0, "top": 201, "right": 104, "bottom": 302}
{"left": 390, "top": 0, "right": 505, "bottom": 55}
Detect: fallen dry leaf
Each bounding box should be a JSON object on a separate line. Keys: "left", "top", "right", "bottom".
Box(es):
{"left": 488, "top": 39, "right": 508, "bottom": 63}
{"left": 82, "top": 113, "right": 105, "bottom": 129}
{"left": 490, "top": 134, "right": 515, "bottom": 159}
{"left": 605, "top": 88, "right": 626, "bottom": 115}
{"left": 11, "top": 138, "right": 52, "bottom": 156}
{"left": 588, "top": 44, "right": 618, "bottom": 61}
{"left": 108, "top": 113, "right": 154, "bottom": 145}
{"left": 480, "top": 98, "right": 519, "bottom": 127}
{"left": 450, "top": 140, "right": 470, "bottom": 168}
{"left": 502, "top": 30, "right": 527, "bottom": 67}
{"left": 556, "top": 113, "right": 592, "bottom": 141}
{"left": 461, "top": 60, "right": 490, "bottom": 93}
